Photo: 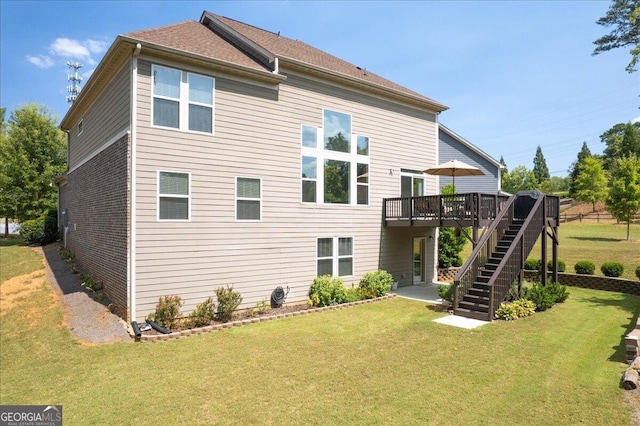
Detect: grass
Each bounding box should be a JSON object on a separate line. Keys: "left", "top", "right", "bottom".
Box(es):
{"left": 460, "top": 222, "right": 640, "bottom": 281}
{"left": 1, "top": 243, "right": 639, "bottom": 425}
{"left": 0, "top": 238, "right": 44, "bottom": 283}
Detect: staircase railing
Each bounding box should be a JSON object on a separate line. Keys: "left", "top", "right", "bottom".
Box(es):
{"left": 485, "top": 195, "right": 546, "bottom": 318}
{"left": 453, "top": 196, "right": 516, "bottom": 310}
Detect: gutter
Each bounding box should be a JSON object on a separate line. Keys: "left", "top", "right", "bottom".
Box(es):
{"left": 129, "top": 43, "right": 141, "bottom": 322}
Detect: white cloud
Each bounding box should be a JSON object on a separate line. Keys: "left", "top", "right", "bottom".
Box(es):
{"left": 85, "top": 39, "right": 108, "bottom": 54}
{"left": 633, "top": 116, "right": 640, "bottom": 124}
{"left": 50, "top": 38, "right": 91, "bottom": 59}
{"left": 26, "top": 55, "right": 55, "bottom": 69}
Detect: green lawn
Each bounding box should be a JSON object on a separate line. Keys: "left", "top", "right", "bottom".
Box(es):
{"left": 1, "top": 244, "right": 638, "bottom": 425}
{"left": 461, "top": 222, "right": 640, "bottom": 281}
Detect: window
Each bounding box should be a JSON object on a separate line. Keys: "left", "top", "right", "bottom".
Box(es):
{"left": 236, "top": 177, "right": 261, "bottom": 221}
{"left": 152, "top": 64, "right": 214, "bottom": 133}
{"left": 300, "top": 109, "right": 369, "bottom": 205}
{"left": 158, "top": 171, "right": 190, "bottom": 221}
{"left": 301, "top": 156, "right": 317, "bottom": 203}
{"left": 317, "top": 237, "right": 353, "bottom": 277}
{"left": 78, "top": 119, "right": 83, "bottom": 135}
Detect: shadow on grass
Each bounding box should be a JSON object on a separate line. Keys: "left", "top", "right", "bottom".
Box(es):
{"left": 426, "top": 304, "right": 450, "bottom": 314}
{"left": 568, "top": 236, "right": 622, "bottom": 243}
{"left": 0, "top": 237, "right": 24, "bottom": 247}
{"left": 575, "top": 293, "right": 640, "bottom": 364}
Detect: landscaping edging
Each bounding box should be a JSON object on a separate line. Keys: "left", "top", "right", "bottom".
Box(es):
{"left": 129, "top": 294, "right": 398, "bottom": 343}
{"left": 522, "top": 271, "right": 640, "bottom": 295}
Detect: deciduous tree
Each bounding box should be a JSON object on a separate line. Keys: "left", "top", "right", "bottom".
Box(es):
{"left": 0, "top": 104, "right": 66, "bottom": 222}
{"left": 574, "top": 157, "right": 608, "bottom": 212}
{"left": 601, "top": 122, "right": 640, "bottom": 169}
{"left": 606, "top": 155, "right": 640, "bottom": 240}
{"left": 502, "top": 165, "right": 538, "bottom": 194}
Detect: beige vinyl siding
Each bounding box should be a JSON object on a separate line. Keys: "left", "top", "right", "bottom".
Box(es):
{"left": 132, "top": 59, "right": 439, "bottom": 320}
{"left": 68, "top": 62, "right": 131, "bottom": 170}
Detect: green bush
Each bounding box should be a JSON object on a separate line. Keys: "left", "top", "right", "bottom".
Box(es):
{"left": 574, "top": 260, "right": 595, "bottom": 275}
{"left": 495, "top": 302, "right": 518, "bottom": 321}
{"left": 524, "top": 258, "right": 541, "bottom": 271}
{"left": 512, "top": 299, "right": 536, "bottom": 317}
{"left": 524, "top": 284, "right": 555, "bottom": 312}
{"left": 438, "top": 223, "right": 467, "bottom": 268}
{"left": 345, "top": 286, "right": 362, "bottom": 303}
{"left": 149, "top": 295, "right": 183, "bottom": 330}
{"left": 546, "top": 282, "right": 569, "bottom": 303}
{"left": 359, "top": 270, "right": 393, "bottom": 299}
{"left": 600, "top": 262, "right": 624, "bottom": 278}
{"left": 437, "top": 284, "right": 455, "bottom": 304}
{"left": 636, "top": 265, "right": 640, "bottom": 280}
{"left": 495, "top": 299, "right": 536, "bottom": 321}
{"left": 547, "top": 259, "right": 566, "bottom": 272}
{"left": 186, "top": 297, "right": 216, "bottom": 328}
{"left": 216, "top": 285, "right": 243, "bottom": 322}
{"left": 19, "top": 213, "right": 58, "bottom": 245}
{"left": 308, "top": 275, "right": 347, "bottom": 307}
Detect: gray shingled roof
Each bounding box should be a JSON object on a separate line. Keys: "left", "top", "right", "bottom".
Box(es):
{"left": 124, "top": 12, "right": 446, "bottom": 111}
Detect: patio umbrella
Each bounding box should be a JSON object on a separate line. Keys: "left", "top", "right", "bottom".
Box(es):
{"left": 423, "top": 159, "right": 484, "bottom": 191}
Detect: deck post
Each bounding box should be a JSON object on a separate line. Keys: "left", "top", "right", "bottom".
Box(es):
{"left": 541, "top": 196, "right": 548, "bottom": 286}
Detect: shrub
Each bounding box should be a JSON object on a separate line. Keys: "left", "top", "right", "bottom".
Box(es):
{"left": 149, "top": 295, "right": 183, "bottom": 330}
{"left": 524, "top": 284, "right": 555, "bottom": 312}
{"left": 636, "top": 265, "right": 640, "bottom": 280}
{"left": 250, "top": 299, "right": 270, "bottom": 317}
{"left": 19, "top": 213, "right": 58, "bottom": 245}
{"left": 574, "top": 260, "right": 595, "bottom": 275}
{"left": 437, "top": 284, "right": 455, "bottom": 304}
{"left": 216, "top": 285, "right": 243, "bottom": 322}
{"left": 345, "top": 286, "right": 362, "bottom": 303}
{"left": 512, "top": 299, "right": 536, "bottom": 317}
{"left": 546, "top": 282, "right": 569, "bottom": 303}
{"left": 495, "top": 299, "right": 536, "bottom": 321}
{"left": 547, "top": 259, "right": 566, "bottom": 272}
{"left": 186, "top": 297, "right": 216, "bottom": 328}
{"left": 438, "top": 225, "right": 467, "bottom": 268}
{"left": 495, "top": 303, "right": 518, "bottom": 321}
{"left": 359, "top": 270, "right": 393, "bottom": 299}
{"left": 308, "top": 275, "right": 347, "bottom": 307}
{"left": 600, "top": 262, "right": 624, "bottom": 278}
{"left": 524, "top": 258, "right": 541, "bottom": 271}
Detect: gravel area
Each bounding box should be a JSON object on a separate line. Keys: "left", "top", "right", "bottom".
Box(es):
{"left": 40, "top": 243, "right": 131, "bottom": 344}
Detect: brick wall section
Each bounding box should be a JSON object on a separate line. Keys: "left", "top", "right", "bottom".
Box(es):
{"left": 522, "top": 271, "right": 640, "bottom": 296}
{"left": 59, "top": 135, "right": 129, "bottom": 319}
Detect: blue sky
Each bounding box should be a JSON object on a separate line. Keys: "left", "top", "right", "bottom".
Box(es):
{"left": 1, "top": 1, "right": 637, "bottom": 177}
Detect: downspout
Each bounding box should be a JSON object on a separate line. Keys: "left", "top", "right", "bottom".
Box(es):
{"left": 129, "top": 43, "right": 141, "bottom": 322}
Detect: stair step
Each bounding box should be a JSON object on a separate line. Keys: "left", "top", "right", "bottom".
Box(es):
{"left": 462, "top": 294, "right": 489, "bottom": 304}
{"left": 454, "top": 308, "right": 491, "bottom": 321}
{"left": 458, "top": 301, "right": 489, "bottom": 313}
{"left": 468, "top": 288, "right": 489, "bottom": 298}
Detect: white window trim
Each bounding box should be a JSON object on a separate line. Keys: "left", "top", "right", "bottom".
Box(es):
{"left": 400, "top": 169, "right": 427, "bottom": 197}
{"left": 316, "top": 236, "right": 354, "bottom": 277}
{"left": 157, "top": 170, "right": 191, "bottom": 222}
{"left": 235, "top": 176, "right": 262, "bottom": 222}
{"left": 300, "top": 109, "right": 369, "bottom": 206}
{"left": 151, "top": 64, "right": 215, "bottom": 135}
{"left": 77, "top": 118, "right": 83, "bottom": 136}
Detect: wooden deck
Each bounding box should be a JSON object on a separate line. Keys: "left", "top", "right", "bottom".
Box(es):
{"left": 383, "top": 193, "right": 510, "bottom": 229}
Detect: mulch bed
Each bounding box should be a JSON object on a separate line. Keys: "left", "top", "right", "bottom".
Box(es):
{"left": 133, "top": 295, "right": 397, "bottom": 342}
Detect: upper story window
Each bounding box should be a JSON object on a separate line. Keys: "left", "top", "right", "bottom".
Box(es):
{"left": 77, "top": 119, "right": 83, "bottom": 135}
{"left": 158, "top": 171, "right": 190, "bottom": 221}
{"left": 152, "top": 65, "right": 214, "bottom": 134}
{"left": 300, "top": 109, "right": 369, "bottom": 206}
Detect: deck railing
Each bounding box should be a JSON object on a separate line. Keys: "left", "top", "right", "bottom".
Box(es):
{"left": 383, "top": 193, "right": 509, "bottom": 224}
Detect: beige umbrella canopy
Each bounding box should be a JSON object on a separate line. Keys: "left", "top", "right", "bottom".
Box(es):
{"left": 423, "top": 159, "right": 484, "bottom": 191}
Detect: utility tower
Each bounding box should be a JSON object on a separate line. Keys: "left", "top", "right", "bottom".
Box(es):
{"left": 66, "top": 61, "right": 83, "bottom": 104}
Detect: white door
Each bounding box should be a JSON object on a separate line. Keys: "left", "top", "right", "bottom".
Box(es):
{"left": 413, "top": 237, "right": 426, "bottom": 284}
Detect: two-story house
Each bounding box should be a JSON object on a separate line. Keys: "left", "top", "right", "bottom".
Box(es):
{"left": 58, "top": 11, "right": 451, "bottom": 322}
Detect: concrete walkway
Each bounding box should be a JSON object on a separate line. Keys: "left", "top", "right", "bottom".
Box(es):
{"left": 393, "top": 283, "right": 489, "bottom": 329}
{"left": 40, "top": 244, "right": 131, "bottom": 344}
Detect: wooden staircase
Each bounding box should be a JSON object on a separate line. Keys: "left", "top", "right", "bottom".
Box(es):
{"left": 455, "top": 219, "right": 524, "bottom": 320}
{"left": 453, "top": 192, "right": 560, "bottom": 321}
